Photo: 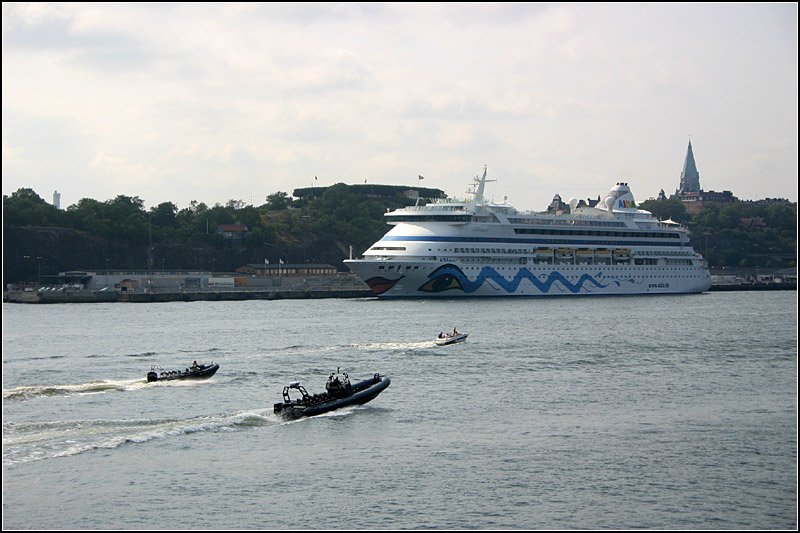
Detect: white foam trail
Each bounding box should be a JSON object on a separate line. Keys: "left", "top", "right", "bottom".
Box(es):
{"left": 2, "top": 408, "right": 279, "bottom": 465}
{"left": 3, "top": 375, "right": 220, "bottom": 401}
{"left": 350, "top": 341, "right": 436, "bottom": 350}
{"left": 3, "top": 379, "right": 148, "bottom": 400}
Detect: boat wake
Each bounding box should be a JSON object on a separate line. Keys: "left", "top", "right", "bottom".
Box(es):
{"left": 289, "top": 405, "right": 358, "bottom": 421}
{"left": 350, "top": 341, "right": 436, "bottom": 351}
{"left": 3, "top": 379, "right": 149, "bottom": 400}
{"left": 2, "top": 408, "right": 281, "bottom": 466}
{"left": 3, "top": 376, "right": 216, "bottom": 401}
{"left": 178, "top": 347, "right": 224, "bottom": 356}
{"left": 124, "top": 351, "right": 160, "bottom": 358}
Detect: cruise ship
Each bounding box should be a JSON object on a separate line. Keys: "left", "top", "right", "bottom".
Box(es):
{"left": 344, "top": 166, "right": 712, "bottom": 297}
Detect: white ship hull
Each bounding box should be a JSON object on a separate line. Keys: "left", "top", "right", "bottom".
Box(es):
{"left": 345, "top": 168, "right": 712, "bottom": 298}
{"left": 345, "top": 259, "right": 711, "bottom": 297}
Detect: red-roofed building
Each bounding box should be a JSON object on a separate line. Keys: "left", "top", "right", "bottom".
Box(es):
{"left": 216, "top": 224, "right": 249, "bottom": 240}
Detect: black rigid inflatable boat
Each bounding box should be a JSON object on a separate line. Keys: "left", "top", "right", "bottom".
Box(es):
{"left": 274, "top": 368, "right": 390, "bottom": 420}
{"left": 146, "top": 363, "right": 219, "bottom": 382}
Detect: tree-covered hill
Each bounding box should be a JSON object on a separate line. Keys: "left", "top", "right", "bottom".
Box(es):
{"left": 3, "top": 185, "right": 796, "bottom": 284}
{"left": 3, "top": 184, "right": 443, "bottom": 283}
{"left": 638, "top": 198, "right": 796, "bottom": 270}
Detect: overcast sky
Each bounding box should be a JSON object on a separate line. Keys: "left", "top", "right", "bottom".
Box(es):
{"left": 3, "top": 3, "right": 798, "bottom": 212}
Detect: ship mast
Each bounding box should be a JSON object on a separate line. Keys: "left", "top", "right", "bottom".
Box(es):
{"left": 469, "top": 165, "right": 495, "bottom": 205}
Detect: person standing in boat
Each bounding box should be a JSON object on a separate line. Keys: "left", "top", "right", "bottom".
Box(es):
{"left": 453, "top": 327, "right": 458, "bottom": 335}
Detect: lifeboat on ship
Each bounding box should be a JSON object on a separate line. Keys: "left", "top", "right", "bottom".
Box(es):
{"left": 555, "top": 248, "right": 575, "bottom": 261}
{"left": 612, "top": 248, "right": 631, "bottom": 261}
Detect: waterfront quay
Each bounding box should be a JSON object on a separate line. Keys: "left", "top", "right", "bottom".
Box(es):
{"left": 3, "top": 267, "right": 795, "bottom": 304}
{"left": 707, "top": 282, "right": 796, "bottom": 292}
{"left": 5, "top": 287, "right": 372, "bottom": 304}
{"left": 5, "top": 270, "right": 372, "bottom": 303}
{"left": 4, "top": 281, "right": 795, "bottom": 304}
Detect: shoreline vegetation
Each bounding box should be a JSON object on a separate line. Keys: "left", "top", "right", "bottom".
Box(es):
{"left": 4, "top": 185, "right": 796, "bottom": 288}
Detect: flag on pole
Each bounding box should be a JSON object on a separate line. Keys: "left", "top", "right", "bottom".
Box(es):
{"left": 314, "top": 176, "right": 318, "bottom": 181}
{"left": 418, "top": 175, "right": 425, "bottom": 180}
{"left": 279, "top": 258, "right": 284, "bottom": 264}
{"left": 364, "top": 179, "right": 368, "bottom": 183}
{"left": 265, "top": 258, "right": 269, "bottom": 264}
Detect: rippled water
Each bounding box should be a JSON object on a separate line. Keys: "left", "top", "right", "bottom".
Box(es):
{"left": 2, "top": 292, "right": 797, "bottom": 529}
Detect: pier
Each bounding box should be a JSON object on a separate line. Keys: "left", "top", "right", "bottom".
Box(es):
{"left": 3, "top": 266, "right": 795, "bottom": 304}
{"left": 5, "top": 282, "right": 795, "bottom": 304}
{"left": 4, "top": 286, "right": 372, "bottom": 304}
{"left": 4, "top": 270, "right": 373, "bottom": 303}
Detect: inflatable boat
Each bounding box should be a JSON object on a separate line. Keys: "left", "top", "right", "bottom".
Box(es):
{"left": 146, "top": 362, "right": 219, "bottom": 382}
{"left": 274, "top": 369, "right": 390, "bottom": 419}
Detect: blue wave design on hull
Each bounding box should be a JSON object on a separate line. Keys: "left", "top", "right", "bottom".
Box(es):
{"left": 418, "top": 264, "right": 609, "bottom": 295}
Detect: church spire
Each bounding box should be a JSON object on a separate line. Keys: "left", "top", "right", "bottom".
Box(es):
{"left": 679, "top": 139, "right": 701, "bottom": 193}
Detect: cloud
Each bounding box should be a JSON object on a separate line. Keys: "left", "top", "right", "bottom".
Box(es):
{"left": 2, "top": 3, "right": 797, "bottom": 211}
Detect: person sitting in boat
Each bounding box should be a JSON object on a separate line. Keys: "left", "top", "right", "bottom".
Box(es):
{"left": 326, "top": 374, "right": 339, "bottom": 393}
{"left": 453, "top": 327, "right": 459, "bottom": 335}
{"left": 438, "top": 332, "right": 444, "bottom": 338}
{"left": 192, "top": 360, "right": 199, "bottom": 370}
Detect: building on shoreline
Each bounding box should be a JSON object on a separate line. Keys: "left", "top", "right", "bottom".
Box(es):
{"left": 670, "top": 139, "right": 737, "bottom": 214}
{"left": 8, "top": 265, "right": 363, "bottom": 295}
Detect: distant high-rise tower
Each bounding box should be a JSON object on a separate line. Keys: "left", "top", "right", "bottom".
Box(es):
{"left": 53, "top": 190, "right": 61, "bottom": 209}
{"left": 678, "top": 140, "right": 701, "bottom": 193}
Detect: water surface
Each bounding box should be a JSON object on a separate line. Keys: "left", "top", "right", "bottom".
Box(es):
{"left": 2, "top": 292, "right": 796, "bottom": 529}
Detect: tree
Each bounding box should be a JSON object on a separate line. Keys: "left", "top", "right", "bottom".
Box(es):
{"left": 206, "top": 204, "right": 236, "bottom": 229}
{"left": 226, "top": 199, "right": 246, "bottom": 211}
{"left": 3, "top": 188, "right": 62, "bottom": 226}
{"left": 637, "top": 198, "right": 688, "bottom": 223}
{"left": 717, "top": 204, "right": 740, "bottom": 229}
{"left": 239, "top": 207, "right": 262, "bottom": 231}
{"left": 265, "top": 192, "right": 292, "bottom": 211}
{"left": 150, "top": 202, "right": 178, "bottom": 229}
{"left": 765, "top": 204, "right": 796, "bottom": 232}
{"left": 692, "top": 204, "right": 720, "bottom": 228}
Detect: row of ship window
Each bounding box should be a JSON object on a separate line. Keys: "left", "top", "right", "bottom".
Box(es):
{"left": 513, "top": 228, "right": 680, "bottom": 238}
{"left": 447, "top": 247, "right": 624, "bottom": 255}
{"left": 372, "top": 246, "right": 695, "bottom": 258}
{"left": 385, "top": 216, "right": 678, "bottom": 233}
{"left": 371, "top": 256, "right": 695, "bottom": 266}
{"left": 508, "top": 218, "right": 627, "bottom": 227}
{"left": 390, "top": 214, "right": 637, "bottom": 228}
{"left": 436, "top": 247, "right": 692, "bottom": 257}
{"left": 375, "top": 264, "right": 699, "bottom": 271}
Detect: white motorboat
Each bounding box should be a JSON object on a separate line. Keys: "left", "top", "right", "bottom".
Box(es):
{"left": 434, "top": 332, "right": 468, "bottom": 346}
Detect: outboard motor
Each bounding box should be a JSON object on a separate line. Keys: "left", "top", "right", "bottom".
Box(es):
{"left": 146, "top": 371, "right": 158, "bottom": 382}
